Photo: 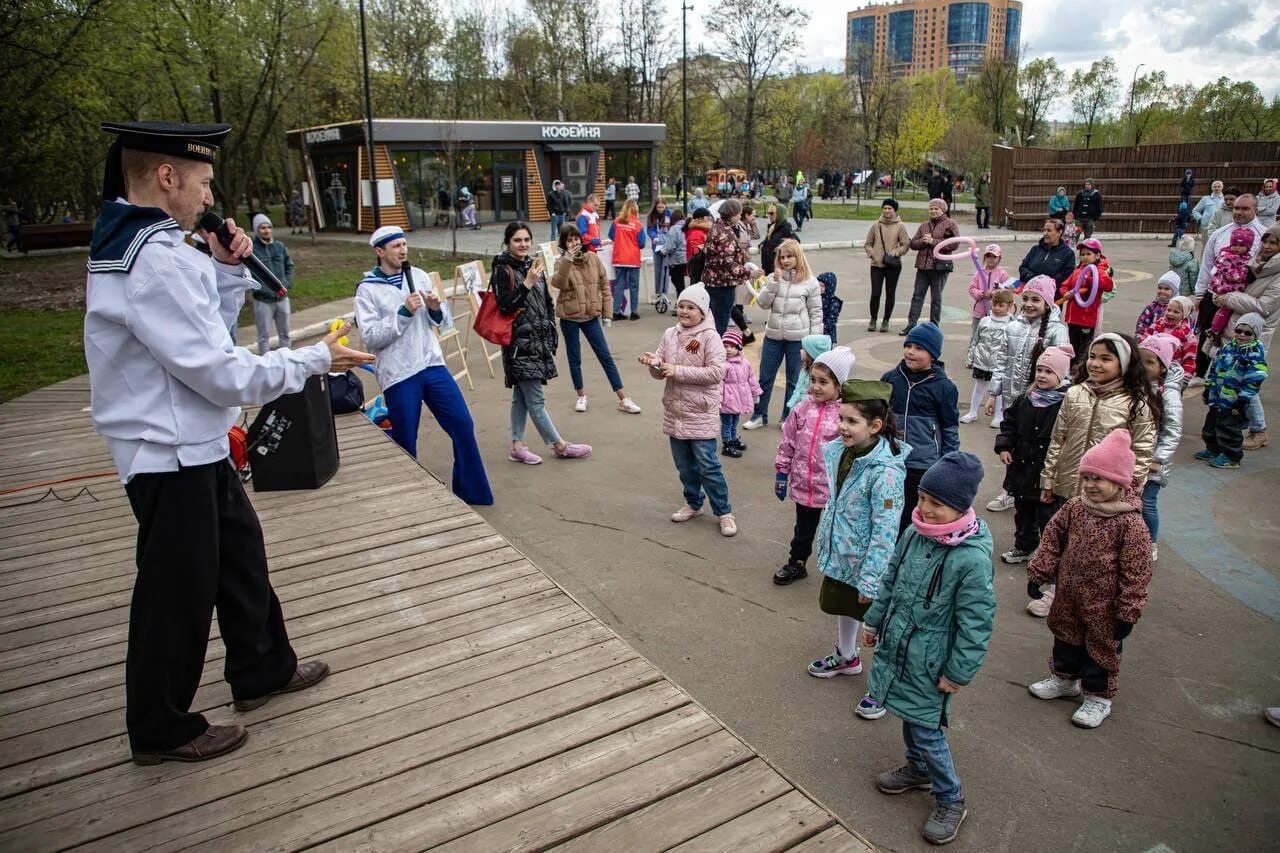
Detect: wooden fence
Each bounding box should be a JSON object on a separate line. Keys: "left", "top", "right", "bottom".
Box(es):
{"left": 990, "top": 141, "right": 1280, "bottom": 233}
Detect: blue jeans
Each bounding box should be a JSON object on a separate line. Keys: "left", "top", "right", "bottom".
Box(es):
{"left": 902, "top": 720, "right": 962, "bottom": 804}
{"left": 613, "top": 266, "right": 640, "bottom": 315}
{"left": 1248, "top": 394, "right": 1266, "bottom": 432}
{"left": 560, "top": 318, "right": 623, "bottom": 393}
{"left": 384, "top": 366, "right": 493, "bottom": 505}
{"left": 1142, "top": 480, "right": 1162, "bottom": 542}
{"left": 669, "top": 437, "right": 732, "bottom": 516}
{"left": 708, "top": 286, "right": 737, "bottom": 336}
{"left": 720, "top": 413, "right": 739, "bottom": 442}
{"left": 653, "top": 252, "right": 669, "bottom": 295}
{"left": 753, "top": 337, "right": 803, "bottom": 423}
{"left": 510, "top": 379, "right": 561, "bottom": 446}
{"left": 550, "top": 213, "right": 566, "bottom": 241}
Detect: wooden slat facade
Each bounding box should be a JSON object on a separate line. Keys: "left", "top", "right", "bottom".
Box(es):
{"left": 356, "top": 143, "right": 412, "bottom": 233}
{"left": 990, "top": 141, "right": 1280, "bottom": 232}
{"left": 525, "top": 149, "right": 549, "bottom": 223}
{"left": 0, "top": 377, "right": 873, "bottom": 852}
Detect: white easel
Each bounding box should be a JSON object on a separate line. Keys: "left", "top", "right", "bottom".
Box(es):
{"left": 452, "top": 260, "right": 503, "bottom": 379}
{"left": 422, "top": 269, "right": 473, "bottom": 391}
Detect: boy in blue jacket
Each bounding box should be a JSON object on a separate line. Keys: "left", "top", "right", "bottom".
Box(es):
{"left": 1195, "top": 312, "right": 1269, "bottom": 469}
{"left": 882, "top": 322, "right": 960, "bottom": 533}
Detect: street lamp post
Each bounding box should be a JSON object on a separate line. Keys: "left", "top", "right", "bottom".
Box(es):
{"left": 358, "top": 0, "right": 380, "bottom": 229}
{"left": 681, "top": 2, "right": 692, "bottom": 207}
{"left": 1126, "top": 63, "right": 1145, "bottom": 146}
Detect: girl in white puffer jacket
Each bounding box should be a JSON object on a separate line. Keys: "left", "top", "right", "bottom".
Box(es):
{"left": 744, "top": 239, "right": 823, "bottom": 429}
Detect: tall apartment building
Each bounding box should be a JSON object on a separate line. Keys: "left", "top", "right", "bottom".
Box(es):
{"left": 846, "top": 0, "right": 1022, "bottom": 80}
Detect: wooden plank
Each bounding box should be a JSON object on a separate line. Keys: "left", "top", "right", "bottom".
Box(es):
{"left": 5, "top": 630, "right": 639, "bottom": 849}
{"left": 786, "top": 825, "right": 877, "bottom": 852}
{"left": 437, "top": 733, "right": 754, "bottom": 852}
{"left": 666, "top": 791, "right": 835, "bottom": 853}
{"left": 551, "top": 759, "right": 793, "bottom": 853}
{"left": 302, "top": 707, "right": 725, "bottom": 852}
{"left": 100, "top": 664, "right": 674, "bottom": 852}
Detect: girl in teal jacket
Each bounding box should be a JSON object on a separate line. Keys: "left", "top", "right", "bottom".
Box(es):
{"left": 861, "top": 451, "right": 995, "bottom": 846}
{"left": 806, "top": 380, "right": 908, "bottom": 681}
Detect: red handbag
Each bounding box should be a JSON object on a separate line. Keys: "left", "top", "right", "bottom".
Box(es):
{"left": 473, "top": 268, "right": 518, "bottom": 345}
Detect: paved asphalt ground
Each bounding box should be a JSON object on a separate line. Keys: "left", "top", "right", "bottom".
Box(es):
{"left": 337, "top": 236, "right": 1279, "bottom": 852}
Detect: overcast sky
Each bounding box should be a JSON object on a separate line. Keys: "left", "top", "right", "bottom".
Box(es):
{"left": 679, "top": 0, "right": 1280, "bottom": 113}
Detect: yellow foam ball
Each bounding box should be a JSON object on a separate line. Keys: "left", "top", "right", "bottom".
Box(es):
{"left": 329, "top": 318, "right": 349, "bottom": 347}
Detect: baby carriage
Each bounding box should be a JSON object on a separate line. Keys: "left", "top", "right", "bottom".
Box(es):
{"left": 817, "top": 272, "right": 843, "bottom": 343}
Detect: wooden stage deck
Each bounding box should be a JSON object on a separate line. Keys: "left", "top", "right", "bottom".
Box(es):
{"left": 0, "top": 377, "right": 872, "bottom": 852}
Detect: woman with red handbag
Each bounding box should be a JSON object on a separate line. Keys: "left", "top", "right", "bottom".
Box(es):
{"left": 492, "top": 221, "right": 592, "bottom": 465}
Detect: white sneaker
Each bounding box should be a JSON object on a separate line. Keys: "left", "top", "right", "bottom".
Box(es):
{"left": 986, "top": 492, "right": 1015, "bottom": 512}
{"left": 1151, "top": 544, "right": 1159, "bottom": 562}
{"left": 617, "top": 397, "right": 642, "bottom": 414}
{"left": 1071, "top": 695, "right": 1113, "bottom": 728}
{"left": 671, "top": 505, "right": 704, "bottom": 523}
{"left": 574, "top": 396, "right": 588, "bottom": 412}
{"left": 719, "top": 514, "right": 738, "bottom": 537}
{"left": 1028, "top": 674, "right": 1082, "bottom": 700}
{"left": 1186, "top": 376, "right": 1205, "bottom": 388}
{"left": 990, "top": 417, "right": 1003, "bottom": 429}
{"left": 960, "top": 412, "right": 978, "bottom": 424}
{"left": 742, "top": 416, "right": 765, "bottom": 430}
{"left": 1025, "top": 585, "right": 1055, "bottom": 617}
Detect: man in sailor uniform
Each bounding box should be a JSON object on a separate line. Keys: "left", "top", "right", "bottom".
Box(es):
{"left": 84, "top": 120, "right": 375, "bottom": 765}
{"left": 354, "top": 226, "right": 493, "bottom": 505}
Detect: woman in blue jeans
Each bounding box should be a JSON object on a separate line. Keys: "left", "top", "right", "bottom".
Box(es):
{"left": 743, "top": 240, "right": 823, "bottom": 429}
{"left": 548, "top": 224, "right": 643, "bottom": 415}
{"left": 491, "top": 222, "right": 593, "bottom": 464}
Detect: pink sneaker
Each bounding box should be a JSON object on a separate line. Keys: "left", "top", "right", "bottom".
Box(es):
{"left": 1026, "top": 585, "right": 1055, "bottom": 617}
{"left": 508, "top": 446, "right": 543, "bottom": 465}
{"left": 553, "top": 442, "right": 592, "bottom": 459}
{"left": 671, "top": 505, "right": 703, "bottom": 522}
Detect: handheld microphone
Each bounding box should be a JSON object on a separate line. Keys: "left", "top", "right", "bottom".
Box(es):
{"left": 402, "top": 258, "right": 415, "bottom": 293}
{"left": 198, "top": 211, "right": 288, "bottom": 298}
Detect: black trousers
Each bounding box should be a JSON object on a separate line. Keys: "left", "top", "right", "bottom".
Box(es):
{"left": 869, "top": 264, "right": 902, "bottom": 324}
{"left": 1051, "top": 637, "right": 1114, "bottom": 697}
{"left": 976, "top": 207, "right": 990, "bottom": 229}
{"left": 124, "top": 460, "right": 297, "bottom": 752}
{"left": 1013, "top": 496, "right": 1061, "bottom": 553}
{"left": 1202, "top": 405, "right": 1247, "bottom": 462}
{"left": 790, "top": 503, "right": 824, "bottom": 563}
{"left": 1067, "top": 324, "right": 1094, "bottom": 366}
{"left": 709, "top": 285, "right": 736, "bottom": 336}
{"left": 1078, "top": 217, "right": 1096, "bottom": 239}
{"left": 731, "top": 303, "right": 748, "bottom": 333}
{"left": 899, "top": 467, "right": 925, "bottom": 535}
{"left": 906, "top": 269, "right": 949, "bottom": 327}
{"left": 669, "top": 263, "right": 687, "bottom": 296}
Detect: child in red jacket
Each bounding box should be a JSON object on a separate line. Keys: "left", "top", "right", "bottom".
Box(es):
{"left": 1058, "top": 237, "right": 1114, "bottom": 364}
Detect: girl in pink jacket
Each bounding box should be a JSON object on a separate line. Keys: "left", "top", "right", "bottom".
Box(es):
{"left": 640, "top": 283, "right": 737, "bottom": 537}
{"left": 968, "top": 243, "right": 1011, "bottom": 333}
{"left": 719, "top": 328, "right": 761, "bottom": 458}
{"left": 772, "top": 346, "right": 856, "bottom": 584}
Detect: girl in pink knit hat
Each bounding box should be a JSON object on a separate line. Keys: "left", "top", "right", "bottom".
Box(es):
{"left": 1025, "top": 429, "right": 1154, "bottom": 729}
{"left": 1138, "top": 333, "right": 1185, "bottom": 562}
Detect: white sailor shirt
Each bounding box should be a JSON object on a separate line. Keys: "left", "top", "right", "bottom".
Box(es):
{"left": 353, "top": 265, "right": 452, "bottom": 391}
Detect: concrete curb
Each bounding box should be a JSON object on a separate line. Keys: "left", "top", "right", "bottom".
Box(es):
{"left": 246, "top": 310, "right": 354, "bottom": 355}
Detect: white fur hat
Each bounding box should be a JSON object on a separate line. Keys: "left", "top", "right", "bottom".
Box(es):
{"left": 813, "top": 346, "right": 856, "bottom": 385}
{"left": 678, "top": 282, "right": 711, "bottom": 315}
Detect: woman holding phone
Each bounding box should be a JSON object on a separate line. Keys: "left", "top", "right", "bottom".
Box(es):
{"left": 549, "top": 223, "right": 643, "bottom": 415}
{"left": 743, "top": 239, "right": 824, "bottom": 429}
{"left": 492, "top": 221, "right": 592, "bottom": 464}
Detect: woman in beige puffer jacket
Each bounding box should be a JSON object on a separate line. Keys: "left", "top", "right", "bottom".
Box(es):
{"left": 746, "top": 239, "right": 823, "bottom": 427}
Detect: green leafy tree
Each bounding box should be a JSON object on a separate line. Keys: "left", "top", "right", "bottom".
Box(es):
{"left": 1014, "top": 57, "right": 1060, "bottom": 145}
{"left": 1068, "top": 57, "right": 1119, "bottom": 148}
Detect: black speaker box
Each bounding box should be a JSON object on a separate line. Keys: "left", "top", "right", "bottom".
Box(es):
{"left": 247, "top": 375, "right": 340, "bottom": 491}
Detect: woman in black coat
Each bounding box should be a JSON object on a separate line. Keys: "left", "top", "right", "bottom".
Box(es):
{"left": 1017, "top": 218, "right": 1076, "bottom": 288}
{"left": 491, "top": 221, "right": 591, "bottom": 464}
{"left": 759, "top": 203, "right": 796, "bottom": 274}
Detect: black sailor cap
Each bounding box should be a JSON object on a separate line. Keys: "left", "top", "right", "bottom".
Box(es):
{"left": 100, "top": 121, "right": 232, "bottom": 200}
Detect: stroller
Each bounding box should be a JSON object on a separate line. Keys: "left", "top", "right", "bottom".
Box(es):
{"left": 817, "top": 272, "right": 843, "bottom": 343}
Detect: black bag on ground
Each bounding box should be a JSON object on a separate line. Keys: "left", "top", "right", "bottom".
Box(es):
{"left": 327, "top": 370, "right": 365, "bottom": 414}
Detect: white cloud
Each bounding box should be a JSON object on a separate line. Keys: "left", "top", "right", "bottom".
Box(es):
{"left": 673, "top": 0, "right": 1280, "bottom": 108}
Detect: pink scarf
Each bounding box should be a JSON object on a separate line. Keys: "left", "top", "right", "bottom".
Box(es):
{"left": 911, "top": 507, "right": 980, "bottom": 545}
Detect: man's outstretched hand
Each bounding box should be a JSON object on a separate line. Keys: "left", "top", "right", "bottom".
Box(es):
{"left": 324, "top": 322, "right": 375, "bottom": 371}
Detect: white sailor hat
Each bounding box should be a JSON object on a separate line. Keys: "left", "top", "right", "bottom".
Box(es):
{"left": 99, "top": 120, "right": 231, "bottom": 201}
{"left": 370, "top": 225, "right": 406, "bottom": 249}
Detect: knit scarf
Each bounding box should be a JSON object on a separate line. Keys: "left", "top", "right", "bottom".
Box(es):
{"left": 1080, "top": 493, "right": 1136, "bottom": 518}
{"left": 911, "top": 507, "right": 980, "bottom": 545}
{"left": 1029, "top": 386, "right": 1066, "bottom": 408}
{"left": 1085, "top": 376, "right": 1124, "bottom": 395}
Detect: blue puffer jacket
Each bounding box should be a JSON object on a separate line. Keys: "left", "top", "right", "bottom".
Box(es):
{"left": 814, "top": 436, "right": 910, "bottom": 598}
{"left": 882, "top": 361, "right": 960, "bottom": 471}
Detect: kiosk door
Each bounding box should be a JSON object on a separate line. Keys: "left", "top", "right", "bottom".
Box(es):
{"left": 495, "top": 164, "right": 526, "bottom": 221}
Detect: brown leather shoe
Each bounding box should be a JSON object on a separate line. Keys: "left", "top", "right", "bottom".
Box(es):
{"left": 233, "top": 660, "right": 330, "bottom": 711}
{"left": 132, "top": 724, "right": 248, "bottom": 766}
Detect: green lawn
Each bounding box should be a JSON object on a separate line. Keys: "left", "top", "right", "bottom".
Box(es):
{"left": 0, "top": 239, "right": 480, "bottom": 403}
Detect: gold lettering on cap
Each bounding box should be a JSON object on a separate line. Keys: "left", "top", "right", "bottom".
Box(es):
{"left": 186, "top": 142, "right": 214, "bottom": 158}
